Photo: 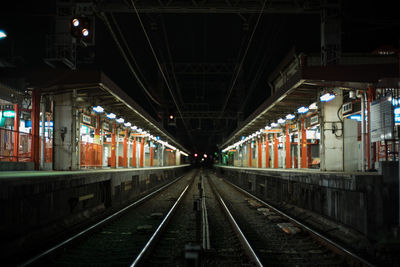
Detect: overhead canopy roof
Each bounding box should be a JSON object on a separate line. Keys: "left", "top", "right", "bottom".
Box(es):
{"left": 27, "top": 69, "right": 189, "bottom": 154}
{"left": 220, "top": 51, "right": 399, "bottom": 148}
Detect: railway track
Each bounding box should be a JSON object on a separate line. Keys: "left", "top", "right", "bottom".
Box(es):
{"left": 18, "top": 170, "right": 197, "bottom": 267}
{"left": 208, "top": 170, "right": 375, "bottom": 267}
{"left": 19, "top": 168, "right": 374, "bottom": 267}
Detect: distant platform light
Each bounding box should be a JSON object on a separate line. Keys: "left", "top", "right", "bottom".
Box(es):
{"left": 194, "top": 153, "right": 198, "bottom": 157}
{"left": 169, "top": 115, "right": 174, "bottom": 120}
{"left": 204, "top": 154, "right": 207, "bottom": 158}
{"left": 116, "top": 117, "right": 124, "bottom": 123}
{"left": 72, "top": 18, "right": 80, "bottom": 27}
{"left": 286, "top": 114, "right": 295, "bottom": 120}
{"left": 124, "top": 122, "right": 131, "bottom": 127}
{"left": 93, "top": 106, "right": 104, "bottom": 113}
{"left": 277, "top": 118, "right": 286, "bottom": 124}
{"left": 107, "top": 113, "right": 116, "bottom": 119}
{"left": 0, "top": 30, "right": 7, "bottom": 39}
{"left": 131, "top": 125, "right": 137, "bottom": 130}
{"left": 297, "top": 106, "right": 309, "bottom": 114}
{"left": 320, "top": 92, "right": 335, "bottom": 102}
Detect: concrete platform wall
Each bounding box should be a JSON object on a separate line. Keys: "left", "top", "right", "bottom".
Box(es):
{"left": 0, "top": 165, "right": 190, "bottom": 259}
{"left": 215, "top": 166, "right": 396, "bottom": 239}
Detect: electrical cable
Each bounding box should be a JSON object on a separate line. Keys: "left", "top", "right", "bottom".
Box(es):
{"left": 109, "top": 13, "right": 159, "bottom": 114}
{"left": 100, "top": 12, "right": 162, "bottom": 106}
{"left": 129, "top": 0, "right": 194, "bottom": 145}
{"left": 218, "top": 0, "right": 268, "bottom": 118}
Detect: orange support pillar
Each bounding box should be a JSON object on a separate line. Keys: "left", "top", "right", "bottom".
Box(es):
{"left": 95, "top": 116, "right": 102, "bottom": 167}
{"left": 139, "top": 138, "right": 144, "bottom": 167}
{"left": 366, "top": 86, "right": 376, "bottom": 169}
{"left": 265, "top": 134, "right": 270, "bottom": 168}
{"left": 248, "top": 142, "right": 252, "bottom": 167}
{"left": 274, "top": 134, "right": 278, "bottom": 168}
{"left": 111, "top": 123, "right": 116, "bottom": 168}
{"left": 301, "top": 119, "right": 308, "bottom": 168}
{"left": 31, "top": 89, "right": 40, "bottom": 170}
{"left": 150, "top": 142, "right": 154, "bottom": 167}
{"left": 132, "top": 137, "right": 136, "bottom": 167}
{"left": 123, "top": 129, "right": 128, "bottom": 167}
{"left": 13, "top": 104, "right": 19, "bottom": 162}
{"left": 285, "top": 124, "right": 291, "bottom": 168}
{"left": 257, "top": 139, "right": 262, "bottom": 168}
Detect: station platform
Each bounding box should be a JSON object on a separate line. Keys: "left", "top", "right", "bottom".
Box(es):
{"left": 215, "top": 164, "right": 397, "bottom": 240}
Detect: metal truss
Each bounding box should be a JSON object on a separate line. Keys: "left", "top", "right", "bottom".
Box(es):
{"left": 97, "top": 0, "right": 321, "bottom": 14}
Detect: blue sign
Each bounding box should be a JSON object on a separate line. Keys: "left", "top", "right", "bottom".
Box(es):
{"left": 394, "top": 107, "right": 400, "bottom": 123}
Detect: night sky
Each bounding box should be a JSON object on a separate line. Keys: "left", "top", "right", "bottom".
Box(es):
{"left": 1, "top": 1, "right": 399, "bottom": 152}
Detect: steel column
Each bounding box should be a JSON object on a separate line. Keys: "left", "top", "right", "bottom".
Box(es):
{"left": 248, "top": 142, "right": 252, "bottom": 167}
{"left": 123, "top": 129, "right": 128, "bottom": 167}
{"left": 111, "top": 123, "right": 116, "bottom": 168}
{"left": 257, "top": 138, "right": 262, "bottom": 168}
{"left": 13, "top": 104, "right": 19, "bottom": 162}
{"left": 150, "top": 142, "right": 154, "bottom": 167}
{"left": 132, "top": 136, "right": 136, "bottom": 167}
{"left": 274, "top": 134, "right": 278, "bottom": 168}
{"left": 265, "top": 133, "right": 270, "bottom": 168}
{"left": 31, "top": 89, "right": 40, "bottom": 170}
{"left": 285, "top": 124, "right": 291, "bottom": 168}
{"left": 139, "top": 137, "right": 144, "bottom": 167}
{"left": 301, "top": 119, "right": 308, "bottom": 168}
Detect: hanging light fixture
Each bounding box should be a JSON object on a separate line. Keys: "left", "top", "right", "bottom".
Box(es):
{"left": 320, "top": 92, "right": 335, "bottom": 102}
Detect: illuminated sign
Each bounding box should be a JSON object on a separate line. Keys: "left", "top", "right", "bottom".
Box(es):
{"left": 310, "top": 115, "right": 319, "bottom": 125}
{"left": 2, "top": 110, "right": 15, "bottom": 118}
{"left": 395, "top": 107, "right": 400, "bottom": 123}
{"left": 82, "top": 114, "right": 91, "bottom": 124}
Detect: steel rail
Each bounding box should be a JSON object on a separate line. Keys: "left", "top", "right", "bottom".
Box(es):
{"left": 17, "top": 174, "right": 186, "bottom": 267}
{"left": 208, "top": 176, "right": 263, "bottom": 267}
{"left": 201, "top": 175, "right": 211, "bottom": 250}
{"left": 223, "top": 177, "right": 375, "bottom": 267}
{"left": 130, "top": 183, "right": 191, "bottom": 267}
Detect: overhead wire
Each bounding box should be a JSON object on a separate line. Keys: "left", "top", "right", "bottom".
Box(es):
{"left": 100, "top": 12, "right": 162, "bottom": 106}
{"left": 129, "top": 0, "right": 194, "bottom": 146}
{"left": 218, "top": 0, "right": 267, "bottom": 118}
{"left": 207, "top": 1, "right": 267, "bottom": 151}
{"left": 109, "top": 13, "right": 159, "bottom": 114}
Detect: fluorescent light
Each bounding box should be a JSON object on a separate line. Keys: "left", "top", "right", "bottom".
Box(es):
{"left": 116, "top": 118, "right": 124, "bottom": 123}
{"left": 271, "top": 122, "right": 278, "bottom": 127}
{"left": 309, "top": 102, "right": 318, "bottom": 110}
{"left": 137, "top": 128, "right": 142, "bottom": 133}
{"left": 349, "top": 114, "right": 361, "bottom": 122}
{"left": 277, "top": 118, "right": 286, "bottom": 124}
{"left": 106, "top": 113, "right": 116, "bottom": 119}
{"left": 131, "top": 125, "right": 137, "bottom": 130}
{"left": 93, "top": 106, "right": 104, "bottom": 113}
{"left": 297, "top": 106, "right": 309, "bottom": 114}
{"left": 286, "top": 114, "right": 295, "bottom": 120}
{"left": 265, "top": 126, "right": 271, "bottom": 130}
{"left": 320, "top": 93, "right": 335, "bottom": 102}
{"left": 180, "top": 151, "right": 188, "bottom": 157}
{"left": 124, "top": 122, "right": 131, "bottom": 127}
